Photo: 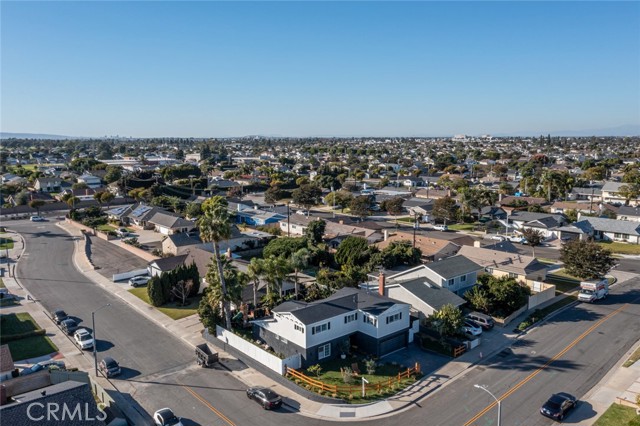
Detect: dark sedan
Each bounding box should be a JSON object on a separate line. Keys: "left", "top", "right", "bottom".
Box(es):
{"left": 246, "top": 387, "right": 283, "bottom": 410}
{"left": 540, "top": 393, "right": 577, "bottom": 421}
{"left": 52, "top": 309, "right": 68, "bottom": 325}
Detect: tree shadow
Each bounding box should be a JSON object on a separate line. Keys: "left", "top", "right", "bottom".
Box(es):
{"left": 486, "top": 347, "right": 581, "bottom": 372}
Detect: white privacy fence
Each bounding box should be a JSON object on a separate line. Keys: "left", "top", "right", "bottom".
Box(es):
{"left": 216, "top": 325, "right": 301, "bottom": 375}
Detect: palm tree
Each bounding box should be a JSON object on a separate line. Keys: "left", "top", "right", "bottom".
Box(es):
{"left": 262, "top": 256, "right": 291, "bottom": 303}
{"left": 247, "top": 257, "right": 264, "bottom": 307}
{"left": 290, "top": 248, "right": 310, "bottom": 299}
{"left": 198, "top": 196, "right": 233, "bottom": 330}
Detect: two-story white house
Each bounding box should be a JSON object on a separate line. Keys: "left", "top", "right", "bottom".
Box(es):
{"left": 252, "top": 288, "right": 411, "bottom": 367}
{"left": 77, "top": 173, "right": 102, "bottom": 189}
{"left": 418, "top": 255, "right": 484, "bottom": 296}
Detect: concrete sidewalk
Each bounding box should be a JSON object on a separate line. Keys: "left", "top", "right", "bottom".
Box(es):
{"left": 54, "top": 220, "right": 640, "bottom": 422}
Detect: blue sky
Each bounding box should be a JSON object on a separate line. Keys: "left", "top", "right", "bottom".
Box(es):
{"left": 2, "top": 1, "right": 639, "bottom": 137}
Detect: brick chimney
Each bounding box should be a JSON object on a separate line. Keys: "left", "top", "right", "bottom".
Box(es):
{"left": 378, "top": 271, "right": 386, "bottom": 296}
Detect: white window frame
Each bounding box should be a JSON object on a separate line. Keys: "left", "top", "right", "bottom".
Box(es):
{"left": 318, "top": 343, "right": 331, "bottom": 360}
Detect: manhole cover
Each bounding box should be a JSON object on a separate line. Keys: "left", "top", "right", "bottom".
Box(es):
{"left": 340, "top": 412, "right": 355, "bottom": 418}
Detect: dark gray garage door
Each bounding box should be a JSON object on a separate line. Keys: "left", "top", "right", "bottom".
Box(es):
{"left": 379, "top": 333, "right": 406, "bottom": 355}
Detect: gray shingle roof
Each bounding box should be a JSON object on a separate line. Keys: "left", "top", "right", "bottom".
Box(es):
{"left": 510, "top": 211, "right": 566, "bottom": 227}
{"left": 582, "top": 217, "right": 640, "bottom": 236}
{"left": 1, "top": 381, "right": 106, "bottom": 426}
{"left": 148, "top": 212, "right": 194, "bottom": 229}
{"left": 149, "top": 254, "right": 188, "bottom": 271}
{"left": 426, "top": 256, "right": 483, "bottom": 279}
{"left": 617, "top": 206, "right": 640, "bottom": 217}
{"left": 397, "top": 278, "right": 466, "bottom": 310}
{"left": 272, "top": 288, "right": 404, "bottom": 325}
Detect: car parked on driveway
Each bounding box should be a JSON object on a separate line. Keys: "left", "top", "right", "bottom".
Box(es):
{"left": 540, "top": 393, "right": 577, "bottom": 421}
{"left": 60, "top": 318, "right": 79, "bottom": 335}
{"left": 247, "top": 387, "right": 283, "bottom": 410}
{"left": 52, "top": 309, "right": 68, "bottom": 324}
{"left": 489, "top": 234, "right": 506, "bottom": 241}
{"left": 99, "top": 357, "right": 121, "bottom": 378}
{"left": 129, "top": 275, "right": 151, "bottom": 287}
{"left": 20, "top": 360, "right": 66, "bottom": 376}
{"left": 507, "top": 235, "right": 527, "bottom": 244}
{"left": 73, "top": 328, "right": 94, "bottom": 350}
{"left": 466, "top": 312, "right": 495, "bottom": 330}
{"left": 433, "top": 224, "right": 448, "bottom": 231}
{"left": 153, "top": 408, "right": 183, "bottom": 426}
{"left": 116, "top": 228, "right": 130, "bottom": 237}
{"left": 463, "top": 319, "right": 482, "bottom": 336}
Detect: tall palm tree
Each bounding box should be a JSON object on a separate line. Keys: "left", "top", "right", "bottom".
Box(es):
{"left": 198, "top": 196, "right": 233, "bottom": 329}
{"left": 262, "top": 256, "right": 291, "bottom": 300}
{"left": 247, "top": 257, "right": 264, "bottom": 308}
{"left": 290, "top": 248, "right": 310, "bottom": 299}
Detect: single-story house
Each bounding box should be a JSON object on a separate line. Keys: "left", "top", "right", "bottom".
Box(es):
{"left": 509, "top": 211, "right": 567, "bottom": 238}
{"left": 105, "top": 204, "right": 134, "bottom": 222}
{"left": 457, "top": 245, "right": 548, "bottom": 285}
{"left": 77, "top": 173, "right": 102, "bottom": 189}
{"left": 402, "top": 197, "right": 434, "bottom": 220}
{"left": 601, "top": 181, "right": 640, "bottom": 206}
{"left": 148, "top": 254, "right": 189, "bottom": 277}
{"left": 236, "top": 209, "right": 285, "bottom": 226}
{"left": 617, "top": 206, "right": 640, "bottom": 223}
{"left": 560, "top": 217, "right": 640, "bottom": 244}
{"left": 252, "top": 288, "right": 412, "bottom": 367}
{"left": 376, "top": 231, "right": 460, "bottom": 262}
{"left": 148, "top": 211, "right": 195, "bottom": 235}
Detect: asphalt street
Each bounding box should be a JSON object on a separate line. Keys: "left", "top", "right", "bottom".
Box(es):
{"left": 7, "top": 218, "right": 640, "bottom": 426}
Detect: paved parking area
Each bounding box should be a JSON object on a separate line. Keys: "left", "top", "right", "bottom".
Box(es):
{"left": 87, "top": 236, "right": 150, "bottom": 281}
{"left": 126, "top": 227, "right": 164, "bottom": 245}
{"left": 382, "top": 342, "right": 450, "bottom": 374}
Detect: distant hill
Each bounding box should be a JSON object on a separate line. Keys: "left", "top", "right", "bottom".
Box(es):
{"left": 0, "top": 132, "right": 79, "bottom": 140}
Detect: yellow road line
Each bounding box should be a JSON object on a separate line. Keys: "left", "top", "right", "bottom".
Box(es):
{"left": 464, "top": 303, "right": 628, "bottom": 426}
{"left": 182, "top": 384, "right": 236, "bottom": 426}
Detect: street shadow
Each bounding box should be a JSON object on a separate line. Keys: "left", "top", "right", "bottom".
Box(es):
{"left": 125, "top": 378, "right": 245, "bottom": 393}
{"left": 281, "top": 398, "right": 301, "bottom": 413}
{"left": 113, "top": 367, "right": 141, "bottom": 380}
{"left": 179, "top": 419, "right": 201, "bottom": 426}
{"left": 566, "top": 400, "right": 598, "bottom": 424}
{"left": 486, "top": 348, "right": 581, "bottom": 372}
{"left": 95, "top": 339, "right": 115, "bottom": 352}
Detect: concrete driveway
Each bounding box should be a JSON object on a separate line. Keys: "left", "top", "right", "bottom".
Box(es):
{"left": 382, "top": 341, "right": 450, "bottom": 375}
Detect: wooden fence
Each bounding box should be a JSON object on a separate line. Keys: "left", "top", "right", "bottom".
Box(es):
{"left": 286, "top": 362, "right": 421, "bottom": 395}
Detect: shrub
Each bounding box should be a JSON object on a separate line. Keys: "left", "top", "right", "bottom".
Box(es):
{"left": 307, "top": 364, "right": 322, "bottom": 378}
{"left": 365, "top": 358, "right": 376, "bottom": 375}
{"left": 341, "top": 366, "right": 354, "bottom": 384}
{"left": 0, "top": 328, "right": 46, "bottom": 343}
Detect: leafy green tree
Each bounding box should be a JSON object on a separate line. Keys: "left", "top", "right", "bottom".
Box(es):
{"left": 521, "top": 228, "right": 545, "bottom": 258}
{"left": 292, "top": 184, "right": 322, "bottom": 213}
{"left": 198, "top": 196, "right": 233, "bottom": 329}
{"left": 185, "top": 202, "right": 203, "bottom": 219}
{"left": 205, "top": 258, "right": 247, "bottom": 319}
{"left": 432, "top": 196, "right": 458, "bottom": 225}
{"left": 304, "top": 219, "right": 326, "bottom": 245}
{"left": 72, "top": 182, "right": 89, "bottom": 190}
{"left": 380, "top": 197, "right": 405, "bottom": 222}
{"left": 560, "top": 240, "right": 616, "bottom": 279}
{"left": 99, "top": 191, "right": 115, "bottom": 208}
{"left": 369, "top": 240, "right": 421, "bottom": 269}
{"left": 325, "top": 190, "right": 353, "bottom": 212}
{"left": 428, "top": 304, "right": 464, "bottom": 337}
{"left": 464, "top": 286, "right": 492, "bottom": 314}
{"left": 264, "top": 185, "right": 285, "bottom": 204}
{"left": 247, "top": 257, "right": 264, "bottom": 307}
{"left": 480, "top": 275, "right": 531, "bottom": 317}
{"left": 263, "top": 237, "right": 307, "bottom": 259}
{"left": 618, "top": 184, "right": 640, "bottom": 206}
{"left": 335, "top": 236, "right": 377, "bottom": 267}
{"left": 198, "top": 287, "right": 223, "bottom": 333}
{"left": 104, "top": 166, "right": 122, "bottom": 184}
{"left": 564, "top": 209, "right": 579, "bottom": 223}
{"left": 261, "top": 255, "right": 292, "bottom": 307}
{"left": 28, "top": 199, "right": 45, "bottom": 216}
{"left": 349, "top": 195, "right": 372, "bottom": 221}
{"left": 290, "top": 248, "right": 310, "bottom": 298}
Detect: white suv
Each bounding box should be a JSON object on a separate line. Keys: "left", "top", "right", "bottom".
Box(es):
{"left": 433, "top": 224, "right": 448, "bottom": 231}
{"left": 129, "top": 275, "right": 151, "bottom": 287}
{"left": 74, "top": 328, "right": 95, "bottom": 350}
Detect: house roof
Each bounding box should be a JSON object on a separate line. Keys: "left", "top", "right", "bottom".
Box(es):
{"left": 426, "top": 255, "right": 483, "bottom": 279}
{"left": 148, "top": 212, "right": 194, "bottom": 229}
{"left": 184, "top": 247, "right": 214, "bottom": 277}
{"left": 510, "top": 211, "right": 566, "bottom": 227}
{"left": 524, "top": 217, "right": 561, "bottom": 229}
{"left": 272, "top": 288, "right": 405, "bottom": 325}
{"left": 396, "top": 278, "right": 466, "bottom": 310}
{"left": 581, "top": 217, "right": 640, "bottom": 236}
{"left": 457, "top": 246, "right": 548, "bottom": 277}
{"left": 0, "top": 344, "right": 14, "bottom": 372}
{"left": 602, "top": 181, "right": 626, "bottom": 192}
{"left": 376, "top": 232, "right": 460, "bottom": 258}
{"left": 617, "top": 205, "right": 640, "bottom": 217}
{"left": 166, "top": 232, "right": 201, "bottom": 247}
{"left": 402, "top": 197, "right": 434, "bottom": 209}
{"left": 106, "top": 204, "right": 134, "bottom": 217}
{"left": 1, "top": 381, "right": 106, "bottom": 426}
{"left": 149, "top": 254, "right": 188, "bottom": 271}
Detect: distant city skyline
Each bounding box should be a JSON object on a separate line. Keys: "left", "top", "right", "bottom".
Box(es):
{"left": 2, "top": 1, "right": 639, "bottom": 138}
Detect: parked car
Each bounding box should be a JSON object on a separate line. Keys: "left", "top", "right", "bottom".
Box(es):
{"left": 153, "top": 408, "right": 184, "bottom": 426}
{"left": 20, "top": 360, "right": 66, "bottom": 376}
{"left": 463, "top": 319, "right": 482, "bottom": 336}
{"left": 433, "top": 224, "right": 448, "bottom": 231}
{"left": 129, "top": 275, "right": 151, "bottom": 287}
{"left": 73, "top": 328, "right": 94, "bottom": 350}
{"left": 489, "top": 234, "right": 506, "bottom": 241}
{"left": 466, "top": 312, "right": 495, "bottom": 330}
{"left": 60, "top": 318, "right": 79, "bottom": 335}
{"left": 30, "top": 215, "right": 45, "bottom": 222}
{"left": 116, "top": 228, "right": 130, "bottom": 237}
{"left": 99, "top": 357, "right": 121, "bottom": 378}
{"left": 540, "top": 393, "right": 577, "bottom": 421}
{"left": 52, "top": 309, "right": 68, "bottom": 324}
{"left": 507, "top": 235, "right": 527, "bottom": 244}
{"left": 246, "top": 387, "right": 283, "bottom": 410}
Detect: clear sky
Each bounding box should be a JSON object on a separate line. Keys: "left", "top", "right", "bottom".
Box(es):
{"left": 2, "top": 1, "right": 639, "bottom": 137}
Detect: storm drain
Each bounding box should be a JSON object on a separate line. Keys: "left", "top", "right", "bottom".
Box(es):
{"left": 340, "top": 411, "right": 356, "bottom": 418}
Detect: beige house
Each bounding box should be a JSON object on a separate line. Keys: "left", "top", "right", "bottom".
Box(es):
{"left": 457, "top": 244, "right": 548, "bottom": 286}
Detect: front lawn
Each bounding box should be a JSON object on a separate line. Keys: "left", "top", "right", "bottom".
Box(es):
{"left": 293, "top": 357, "right": 421, "bottom": 404}
{"left": 515, "top": 295, "right": 577, "bottom": 331}
{"left": 0, "top": 278, "right": 5, "bottom": 288}
{"left": 546, "top": 269, "right": 581, "bottom": 293}
{"left": 598, "top": 241, "right": 640, "bottom": 255}
{"left": 0, "top": 313, "right": 58, "bottom": 361}
{"left": 128, "top": 287, "right": 201, "bottom": 320}
{"left": 593, "top": 403, "right": 639, "bottom": 426}
{"left": 0, "top": 237, "right": 14, "bottom": 250}
{"left": 624, "top": 346, "right": 640, "bottom": 368}
{"left": 97, "top": 224, "right": 116, "bottom": 232}
{"left": 448, "top": 223, "right": 476, "bottom": 231}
